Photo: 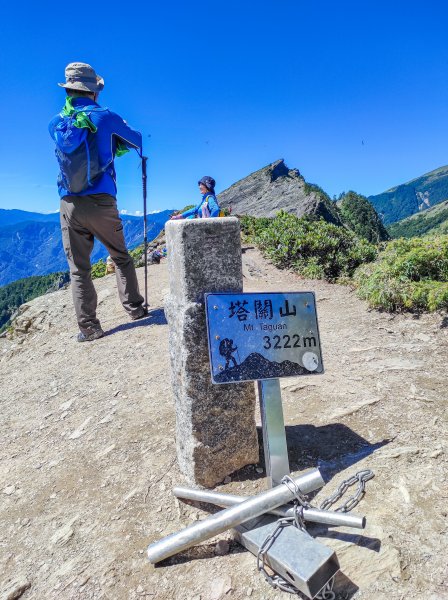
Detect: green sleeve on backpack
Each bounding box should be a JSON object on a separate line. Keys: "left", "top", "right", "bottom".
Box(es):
{"left": 61, "top": 97, "right": 97, "bottom": 133}
{"left": 115, "top": 142, "right": 130, "bottom": 157}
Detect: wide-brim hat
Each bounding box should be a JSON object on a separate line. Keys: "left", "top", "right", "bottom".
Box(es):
{"left": 58, "top": 62, "right": 104, "bottom": 93}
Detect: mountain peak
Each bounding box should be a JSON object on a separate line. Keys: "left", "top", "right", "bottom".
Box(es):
{"left": 218, "top": 160, "right": 340, "bottom": 224}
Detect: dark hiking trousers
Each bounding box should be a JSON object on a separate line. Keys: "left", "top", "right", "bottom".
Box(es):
{"left": 60, "top": 194, "right": 144, "bottom": 334}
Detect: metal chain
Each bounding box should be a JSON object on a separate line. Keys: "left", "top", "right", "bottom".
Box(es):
{"left": 317, "top": 580, "right": 336, "bottom": 600}
{"left": 258, "top": 522, "right": 336, "bottom": 598}
{"left": 257, "top": 516, "right": 305, "bottom": 594}
{"left": 281, "top": 475, "right": 312, "bottom": 508}
{"left": 319, "top": 469, "right": 374, "bottom": 513}
{"left": 257, "top": 470, "right": 374, "bottom": 598}
{"left": 282, "top": 475, "right": 312, "bottom": 532}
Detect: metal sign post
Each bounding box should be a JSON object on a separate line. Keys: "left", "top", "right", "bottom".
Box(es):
{"left": 205, "top": 291, "right": 323, "bottom": 488}
{"left": 258, "top": 379, "right": 290, "bottom": 487}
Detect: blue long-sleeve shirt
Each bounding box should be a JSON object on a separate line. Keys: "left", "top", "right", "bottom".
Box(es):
{"left": 49, "top": 97, "right": 142, "bottom": 198}
{"left": 182, "top": 193, "right": 221, "bottom": 218}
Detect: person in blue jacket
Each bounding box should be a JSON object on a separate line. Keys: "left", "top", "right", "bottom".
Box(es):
{"left": 49, "top": 62, "right": 146, "bottom": 342}
{"left": 171, "top": 176, "right": 221, "bottom": 219}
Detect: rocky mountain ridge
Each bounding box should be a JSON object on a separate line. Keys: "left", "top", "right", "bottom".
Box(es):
{"left": 218, "top": 159, "right": 341, "bottom": 224}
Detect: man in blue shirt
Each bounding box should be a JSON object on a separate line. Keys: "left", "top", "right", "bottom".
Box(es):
{"left": 49, "top": 63, "right": 146, "bottom": 342}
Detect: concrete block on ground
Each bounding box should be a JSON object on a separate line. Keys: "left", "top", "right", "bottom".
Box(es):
{"left": 165, "top": 218, "right": 259, "bottom": 487}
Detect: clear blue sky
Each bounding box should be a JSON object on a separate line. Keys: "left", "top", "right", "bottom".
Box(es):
{"left": 1, "top": 0, "right": 448, "bottom": 215}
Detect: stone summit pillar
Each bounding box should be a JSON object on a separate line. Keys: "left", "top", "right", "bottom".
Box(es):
{"left": 165, "top": 218, "right": 259, "bottom": 488}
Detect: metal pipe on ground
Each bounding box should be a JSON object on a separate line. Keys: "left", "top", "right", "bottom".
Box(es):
{"left": 173, "top": 486, "right": 366, "bottom": 529}
{"left": 147, "top": 469, "right": 324, "bottom": 564}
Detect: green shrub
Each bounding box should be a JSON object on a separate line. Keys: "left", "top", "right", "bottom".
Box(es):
{"left": 239, "top": 215, "right": 273, "bottom": 241}
{"left": 373, "top": 237, "right": 448, "bottom": 280}
{"left": 92, "top": 242, "right": 149, "bottom": 279}
{"left": 129, "top": 245, "right": 144, "bottom": 263}
{"left": 91, "top": 260, "right": 106, "bottom": 279}
{"left": 353, "top": 235, "right": 448, "bottom": 312}
{"left": 242, "top": 211, "right": 377, "bottom": 281}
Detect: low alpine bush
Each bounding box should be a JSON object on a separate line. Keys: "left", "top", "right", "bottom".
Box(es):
{"left": 241, "top": 211, "right": 377, "bottom": 281}
{"left": 353, "top": 236, "right": 448, "bottom": 312}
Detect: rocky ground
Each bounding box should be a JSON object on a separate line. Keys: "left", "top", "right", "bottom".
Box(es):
{"left": 0, "top": 248, "right": 447, "bottom": 600}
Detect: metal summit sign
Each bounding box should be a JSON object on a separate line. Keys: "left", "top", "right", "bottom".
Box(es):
{"left": 205, "top": 292, "right": 323, "bottom": 384}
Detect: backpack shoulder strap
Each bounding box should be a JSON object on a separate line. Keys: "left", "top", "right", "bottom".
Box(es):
{"left": 204, "top": 194, "right": 225, "bottom": 217}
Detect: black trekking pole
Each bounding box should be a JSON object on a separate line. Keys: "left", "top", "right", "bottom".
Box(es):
{"left": 142, "top": 155, "right": 149, "bottom": 310}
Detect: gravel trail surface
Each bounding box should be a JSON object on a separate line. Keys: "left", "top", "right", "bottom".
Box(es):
{"left": 1, "top": 248, "right": 447, "bottom": 600}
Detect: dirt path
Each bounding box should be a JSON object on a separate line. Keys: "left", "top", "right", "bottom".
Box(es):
{"left": 1, "top": 248, "right": 447, "bottom": 600}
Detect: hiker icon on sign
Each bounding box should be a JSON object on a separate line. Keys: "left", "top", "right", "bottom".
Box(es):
{"left": 219, "top": 338, "right": 238, "bottom": 369}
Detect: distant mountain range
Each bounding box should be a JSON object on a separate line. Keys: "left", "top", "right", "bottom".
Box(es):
{"left": 3, "top": 160, "right": 447, "bottom": 287}
{"left": 0, "top": 208, "right": 172, "bottom": 286}
{"left": 369, "top": 165, "right": 448, "bottom": 225}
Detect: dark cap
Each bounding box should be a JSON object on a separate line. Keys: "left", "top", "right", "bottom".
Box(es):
{"left": 198, "top": 176, "right": 216, "bottom": 192}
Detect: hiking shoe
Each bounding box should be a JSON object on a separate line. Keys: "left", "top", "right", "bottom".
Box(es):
{"left": 77, "top": 328, "right": 104, "bottom": 342}
{"left": 130, "top": 307, "right": 148, "bottom": 321}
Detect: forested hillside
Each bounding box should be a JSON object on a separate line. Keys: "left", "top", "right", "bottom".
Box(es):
{"left": 337, "top": 191, "right": 390, "bottom": 243}
{"left": 388, "top": 200, "right": 448, "bottom": 238}
{"left": 368, "top": 165, "right": 448, "bottom": 224}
